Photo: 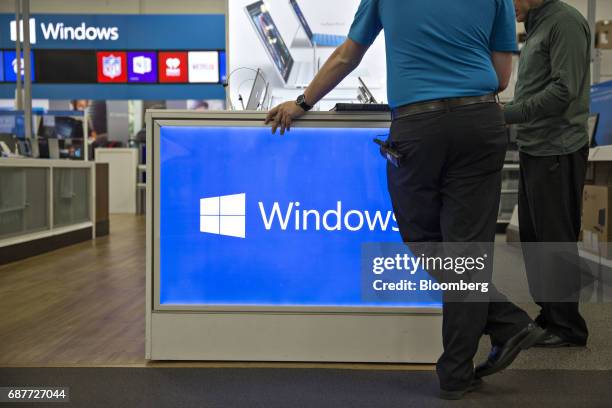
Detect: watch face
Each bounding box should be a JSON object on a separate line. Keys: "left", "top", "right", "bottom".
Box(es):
{"left": 297, "top": 95, "right": 311, "bottom": 110}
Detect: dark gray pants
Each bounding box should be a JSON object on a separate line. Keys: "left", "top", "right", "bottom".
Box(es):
{"left": 519, "top": 146, "right": 589, "bottom": 345}
{"left": 387, "top": 103, "right": 531, "bottom": 391}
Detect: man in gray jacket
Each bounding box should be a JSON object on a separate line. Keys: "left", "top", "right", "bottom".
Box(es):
{"left": 505, "top": 0, "right": 591, "bottom": 347}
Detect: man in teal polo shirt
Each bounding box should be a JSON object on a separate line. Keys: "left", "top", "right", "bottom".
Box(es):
{"left": 266, "top": 0, "right": 545, "bottom": 399}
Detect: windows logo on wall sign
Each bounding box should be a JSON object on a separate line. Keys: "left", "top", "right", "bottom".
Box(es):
{"left": 200, "top": 194, "right": 246, "bottom": 238}
{"left": 10, "top": 18, "right": 36, "bottom": 44}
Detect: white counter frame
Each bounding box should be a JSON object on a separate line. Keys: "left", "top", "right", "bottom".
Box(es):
{"left": 95, "top": 148, "right": 138, "bottom": 214}
{"left": 145, "top": 110, "right": 442, "bottom": 362}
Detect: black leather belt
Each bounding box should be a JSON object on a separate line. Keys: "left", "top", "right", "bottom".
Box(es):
{"left": 391, "top": 93, "right": 498, "bottom": 120}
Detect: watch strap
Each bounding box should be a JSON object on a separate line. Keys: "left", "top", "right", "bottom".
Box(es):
{"left": 296, "top": 95, "right": 313, "bottom": 111}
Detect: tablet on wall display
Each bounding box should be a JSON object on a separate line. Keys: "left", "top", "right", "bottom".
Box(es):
{"left": 289, "top": 0, "right": 347, "bottom": 47}
{"left": 127, "top": 52, "right": 158, "bottom": 83}
{"left": 188, "top": 51, "right": 220, "bottom": 83}
{"left": 3, "top": 51, "right": 35, "bottom": 82}
{"left": 97, "top": 51, "right": 127, "bottom": 83}
{"left": 159, "top": 52, "right": 188, "bottom": 83}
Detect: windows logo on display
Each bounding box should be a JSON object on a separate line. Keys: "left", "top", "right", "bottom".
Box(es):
{"left": 200, "top": 194, "right": 246, "bottom": 239}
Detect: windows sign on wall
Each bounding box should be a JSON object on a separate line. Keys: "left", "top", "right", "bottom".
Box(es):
{"left": 0, "top": 14, "right": 226, "bottom": 99}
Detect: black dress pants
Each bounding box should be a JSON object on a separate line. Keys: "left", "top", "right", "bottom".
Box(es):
{"left": 387, "top": 103, "right": 532, "bottom": 391}
{"left": 518, "top": 146, "right": 589, "bottom": 345}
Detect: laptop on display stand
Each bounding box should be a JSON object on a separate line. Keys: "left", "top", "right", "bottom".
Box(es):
{"left": 246, "top": 68, "right": 269, "bottom": 110}
{"left": 245, "top": 1, "right": 315, "bottom": 89}
{"left": 245, "top": 1, "right": 373, "bottom": 90}
{"left": 289, "top": 0, "right": 347, "bottom": 48}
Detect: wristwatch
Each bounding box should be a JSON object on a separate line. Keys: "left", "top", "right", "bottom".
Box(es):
{"left": 296, "top": 94, "right": 313, "bottom": 112}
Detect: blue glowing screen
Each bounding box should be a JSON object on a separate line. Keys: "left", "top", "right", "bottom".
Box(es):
{"left": 159, "top": 125, "right": 440, "bottom": 308}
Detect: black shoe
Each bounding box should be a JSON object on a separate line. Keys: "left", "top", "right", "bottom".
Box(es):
{"left": 439, "top": 378, "right": 484, "bottom": 400}
{"left": 534, "top": 331, "right": 586, "bottom": 348}
{"left": 475, "top": 323, "right": 546, "bottom": 379}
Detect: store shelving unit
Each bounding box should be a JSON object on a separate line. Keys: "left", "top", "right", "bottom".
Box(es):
{"left": 0, "top": 159, "right": 95, "bottom": 248}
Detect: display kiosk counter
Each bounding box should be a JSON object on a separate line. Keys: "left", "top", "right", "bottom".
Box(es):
{"left": 146, "top": 110, "right": 442, "bottom": 362}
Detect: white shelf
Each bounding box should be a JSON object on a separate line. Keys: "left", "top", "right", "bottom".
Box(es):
{"left": 579, "top": 249, "right": 612, "bottom": 268}
{"left": 589, "top": 146, "right": 612, "bottom": 162}
{"left": 0, "top": 222, "right": 93, "bottom": 248}
{"left": 0, "top": 205, "right": 27, "bottom": 214}
{"left": 0, "top": 158, "right": 93, "bottom": 168}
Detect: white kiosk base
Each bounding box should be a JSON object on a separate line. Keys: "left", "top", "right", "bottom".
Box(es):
{"left": 145, "top": 111, "right": 443, "bottom": 362}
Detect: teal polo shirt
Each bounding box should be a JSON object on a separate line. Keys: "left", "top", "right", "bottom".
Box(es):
{"left": 348, "top": 0, "right": 518, "bottom": 108}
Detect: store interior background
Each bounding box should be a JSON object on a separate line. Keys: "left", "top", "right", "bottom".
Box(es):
{"left": 1, "top": 0, "right": 612, "bottom": 372}
{"left": 0, "top": 0, "right": 610, "bottom": 147}
{"left": 0, "top": 0, "right": 226, "bottom": 150}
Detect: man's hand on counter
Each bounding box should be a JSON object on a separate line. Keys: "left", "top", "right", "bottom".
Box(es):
{"left": 264, "top": 40, "right": 370, "bottom": 135}
{"left": 265, "top": 101, "right": 306, "bottom": 135}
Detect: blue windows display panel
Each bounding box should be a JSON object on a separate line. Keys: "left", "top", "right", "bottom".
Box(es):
{"left": 159, "top": 124, "right": 440, "bottom": 308}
